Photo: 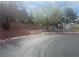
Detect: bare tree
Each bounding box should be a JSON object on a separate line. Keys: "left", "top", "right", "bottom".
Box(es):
{"left": 0, "top": 2, "right": 10, "bottom": 31}
{"left": 0, "top": 1, "right": 30, "bottom": 31}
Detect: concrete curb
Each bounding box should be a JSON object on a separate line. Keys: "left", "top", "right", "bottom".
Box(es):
{"left": 0, "top": 35, "right": 28, "bottom": 44}
{"left": 0, "top": 32, "right": 41, "bottom": 44}
{"left": 0, "top": 32, "right": 79, "bottom": 44}
{"left": 0, "top": 34, "right": 41, "bottom": 44}
{"left": 41, "top": 32, "right": 79, "bottom": 35}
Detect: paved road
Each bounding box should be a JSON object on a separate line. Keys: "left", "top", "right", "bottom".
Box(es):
{"left": 0, "top": 34, "right": 79, "bottom": 57}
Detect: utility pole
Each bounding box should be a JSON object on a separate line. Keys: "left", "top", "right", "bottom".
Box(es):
{"left": 47, "top": 16, "right": 49, "bottom": 31}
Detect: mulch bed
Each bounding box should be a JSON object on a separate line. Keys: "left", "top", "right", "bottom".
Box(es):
{"left": 0, "top": 22, "right": 42, "bottom": 40}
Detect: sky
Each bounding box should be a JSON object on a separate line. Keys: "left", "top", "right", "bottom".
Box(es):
{"left": 22, "top": 1, "right": 79, "bottom": 15}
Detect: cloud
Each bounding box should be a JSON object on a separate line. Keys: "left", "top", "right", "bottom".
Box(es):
{"left": 22, "top": 1, "right": 79, "bottom": 15}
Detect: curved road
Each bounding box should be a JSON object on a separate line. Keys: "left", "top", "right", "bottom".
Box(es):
{"left": 0, "top": 34, "right": 79, "bottom": 57}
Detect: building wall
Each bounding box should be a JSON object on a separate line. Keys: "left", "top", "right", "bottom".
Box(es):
{"left": 70, "top": 24, "right": 79, "bottom": 32}
{"left": 63, "top": 23, "right": 79, "bottom": 32}
{"left": 63, "top": 23, "right": 71, "bottom": 32}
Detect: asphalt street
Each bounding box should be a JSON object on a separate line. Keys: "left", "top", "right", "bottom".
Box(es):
{"left": 0, "top": 34, "right": 79, "bottom": 57}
